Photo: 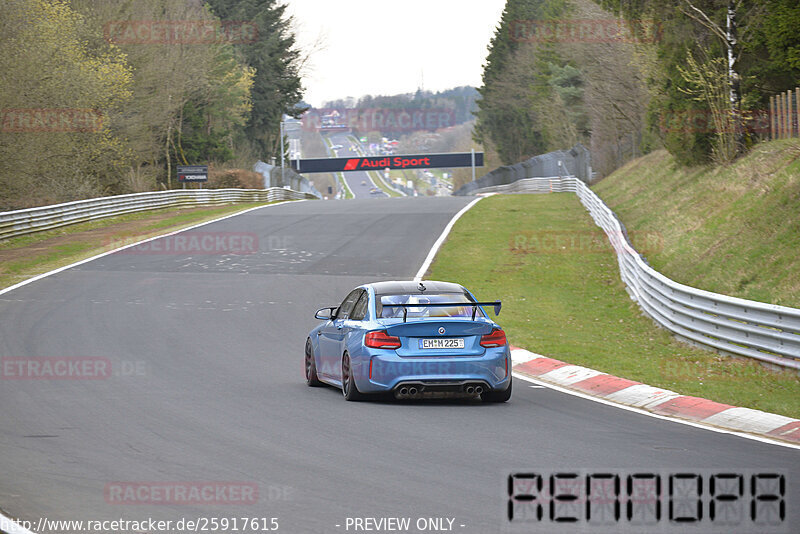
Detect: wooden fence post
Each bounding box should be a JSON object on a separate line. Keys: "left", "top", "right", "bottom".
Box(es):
{"left": 784, "top": 91, "right": 789, "bottom": 139}
{"left": 796, "top": 87, "right": 800, "bottom": 138}
{"left": 769, "top": 96, "right": 774, "bottom": 140}
{"left": 786, "top": 91, "right": 792, "bottom": 139}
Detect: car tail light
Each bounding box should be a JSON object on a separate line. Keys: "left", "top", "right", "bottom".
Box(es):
{"left": 480, "top": 328, "right": 507, "bottom": 348}
{"left": 365, "top": 330, "right": 401, "bottom": 349}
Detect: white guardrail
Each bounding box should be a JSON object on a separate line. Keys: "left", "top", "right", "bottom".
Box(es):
{"left": 473, "top": 176, "right": 800, "bottom": 370}
{"left": 0, "top": 188, "right": 316, "bottom": 241}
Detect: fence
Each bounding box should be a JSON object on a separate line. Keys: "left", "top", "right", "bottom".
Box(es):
{"left": 0, "top": 188, "right": 316, "bottom": 241}
{"left": 472, "top": 176, "right": 800, "bottom": 371}
{"left": 770, "top": 87, "right": 800, "bottom": 139}
{"left": 254, "top": 160, "right": 322, "bottom": 198}
{"left": 453, "top": 143, "right": 592, "bottom": 196}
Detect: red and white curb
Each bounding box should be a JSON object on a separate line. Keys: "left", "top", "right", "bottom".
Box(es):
{"left": 510, "top": 347, "right": 800, "bottom": 446}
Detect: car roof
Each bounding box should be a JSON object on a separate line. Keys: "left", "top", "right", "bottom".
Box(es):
{"left": 366, "top": 280, "right": 466, "bottom": 295}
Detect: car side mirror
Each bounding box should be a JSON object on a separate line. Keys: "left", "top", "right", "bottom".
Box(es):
{"left": 315, "top": 307, "right": 336, "bottom": 320}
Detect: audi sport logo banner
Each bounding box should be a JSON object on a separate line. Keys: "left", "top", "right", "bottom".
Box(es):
{"left": 290, "top": 153, "right": 484, "bottom": 173}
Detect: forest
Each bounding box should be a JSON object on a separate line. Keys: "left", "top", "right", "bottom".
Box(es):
{"left": 475, "top": 0, "right": 800, "bottom": 176}
{"left": 0, "top": 0, "right": 304, "bottom": 210}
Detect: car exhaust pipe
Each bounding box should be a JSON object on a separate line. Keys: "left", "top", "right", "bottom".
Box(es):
{"left": 399, "top": 387, "right": 408, "bottom": 396}
{"left": 408, "top": 387, "right": 418, "bottom": 396}
{"left": 475, "top": 385, "right": 484, "bottom": 395}
{"left": 465, "top": 385, "right": 475, "bottom": 395}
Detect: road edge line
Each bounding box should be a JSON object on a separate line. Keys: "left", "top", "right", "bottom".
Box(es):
{"left": 511, "top": 348, "right": 800, "bottom": 449}
{"left": 0, "top": 201, "right": 302, "bottom": 298}
{"left": 414, "top": 195, "right": 485, "bottom": 281}
{"left": 0, "top": 200, "right": 304, "bottom": 532}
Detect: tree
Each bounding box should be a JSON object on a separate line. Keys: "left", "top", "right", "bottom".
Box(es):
{"left": 598, "top": 0, "right": 800, "bottom": 164}
{"left": 206, "top": 0, "right": 305, "bottom": 160}
{"left": 475, "top": 0, "right": 594, "bottom": 165}
{"left": 0, "top": 0, "right": 132, "bottom": 209}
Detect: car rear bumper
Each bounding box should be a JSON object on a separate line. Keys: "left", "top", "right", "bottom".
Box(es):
{"left": 354, "top": 346, "right": 511, "bottom": 393}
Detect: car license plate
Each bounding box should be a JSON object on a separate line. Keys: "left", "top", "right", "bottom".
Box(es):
{"left": 419, "top": 338, "right": 465, "bottom": 349}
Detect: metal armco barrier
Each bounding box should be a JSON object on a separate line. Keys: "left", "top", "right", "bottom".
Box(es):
{"left": 474, "top": 176, "right": 800, "bottom": 370}
{"left": 0, "top": 188, "right": 316, "bottom": 241}
{"left": 453, "top": 143, "right": 592, "bottom": 196}
{"left": 470, "top": 176, "right": 577, "bottom": 194}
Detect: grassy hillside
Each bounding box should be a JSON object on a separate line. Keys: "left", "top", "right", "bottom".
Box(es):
{"left": 427, "top": 195, "right": 799, "bottom": 418}
{"left": 593, "top": 140, "right": 800, "bottom": 307}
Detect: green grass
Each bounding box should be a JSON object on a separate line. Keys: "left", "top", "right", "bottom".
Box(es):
{"left": 0, "top": 202, "right": 280, "bottom": 290}
{"left": 0, "top": 204, "right": 265, "bottom": 251}
{"left": 594, "top": 139, "right": 800, "bottom": 307}
{"left": 427, "top": 194, "right": 800, "bottom": 418}
{"left": 4, "top": 242, "right": 95, "bottom": 274}
{"left": 139, "top": 206, "right": 250, "bottom": 231}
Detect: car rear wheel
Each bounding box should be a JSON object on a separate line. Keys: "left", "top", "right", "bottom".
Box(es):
{"left": 341, "top": 352, "right": 365, "bottom": 401}
{"left": 482, "top": 378, "right": 512, "bottom": 403}
{"left": 305, "top": 338, "right": 322, "bottom": 387}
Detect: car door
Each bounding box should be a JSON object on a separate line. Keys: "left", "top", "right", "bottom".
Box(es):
{"left": 341, "top": 291, "right": 370, "bottom": 382}
{"left": 318, "top": 289, "right": 361, "bottom": 381}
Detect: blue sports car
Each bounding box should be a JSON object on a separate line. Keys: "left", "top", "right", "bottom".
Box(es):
{"left": 305, "top": 280, "right": 512, "bottom": 402}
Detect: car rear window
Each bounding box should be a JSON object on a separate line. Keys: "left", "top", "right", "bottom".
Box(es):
{"left": 376, "top": 292, "right": 483, "bottom": 319}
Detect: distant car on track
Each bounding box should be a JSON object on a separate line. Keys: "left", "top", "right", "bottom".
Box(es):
{"left": 304, "top": 281, "right": 512, "bottom": 402}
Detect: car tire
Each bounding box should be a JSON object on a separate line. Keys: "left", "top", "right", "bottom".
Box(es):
{"left": 482, "top": 378, "right": 512, "bottom": 403}
{"left": 341, "top": 352, "right": 365, "bottom": 401}
{"left": 305, "top": 338, "right": 322, "bottom": 387}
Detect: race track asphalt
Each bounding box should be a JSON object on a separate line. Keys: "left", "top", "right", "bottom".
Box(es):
{"left": 0, "top": 196, "right": 797, "bottom": 533}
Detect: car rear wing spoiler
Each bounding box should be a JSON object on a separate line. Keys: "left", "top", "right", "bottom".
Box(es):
{"left": 381, "top": 301, "right": 502, "bottom": 322}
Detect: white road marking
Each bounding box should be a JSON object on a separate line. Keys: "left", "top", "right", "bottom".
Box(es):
{"left": 414, "top": 196, "right": 486, "bottom": 281}
{"left": 0, "top": 201, "right": 301, "bottom": 297}
{"left": 512, "top": 372, "right": 800, "bottom": 450}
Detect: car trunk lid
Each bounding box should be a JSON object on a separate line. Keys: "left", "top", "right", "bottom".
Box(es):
{"left": 383, "top": 320, "right": 493, "bottom": 357}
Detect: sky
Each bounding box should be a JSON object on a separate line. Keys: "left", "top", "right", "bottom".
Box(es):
{"left": 282, "top": 0, "right": 507, "bottom": 107}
